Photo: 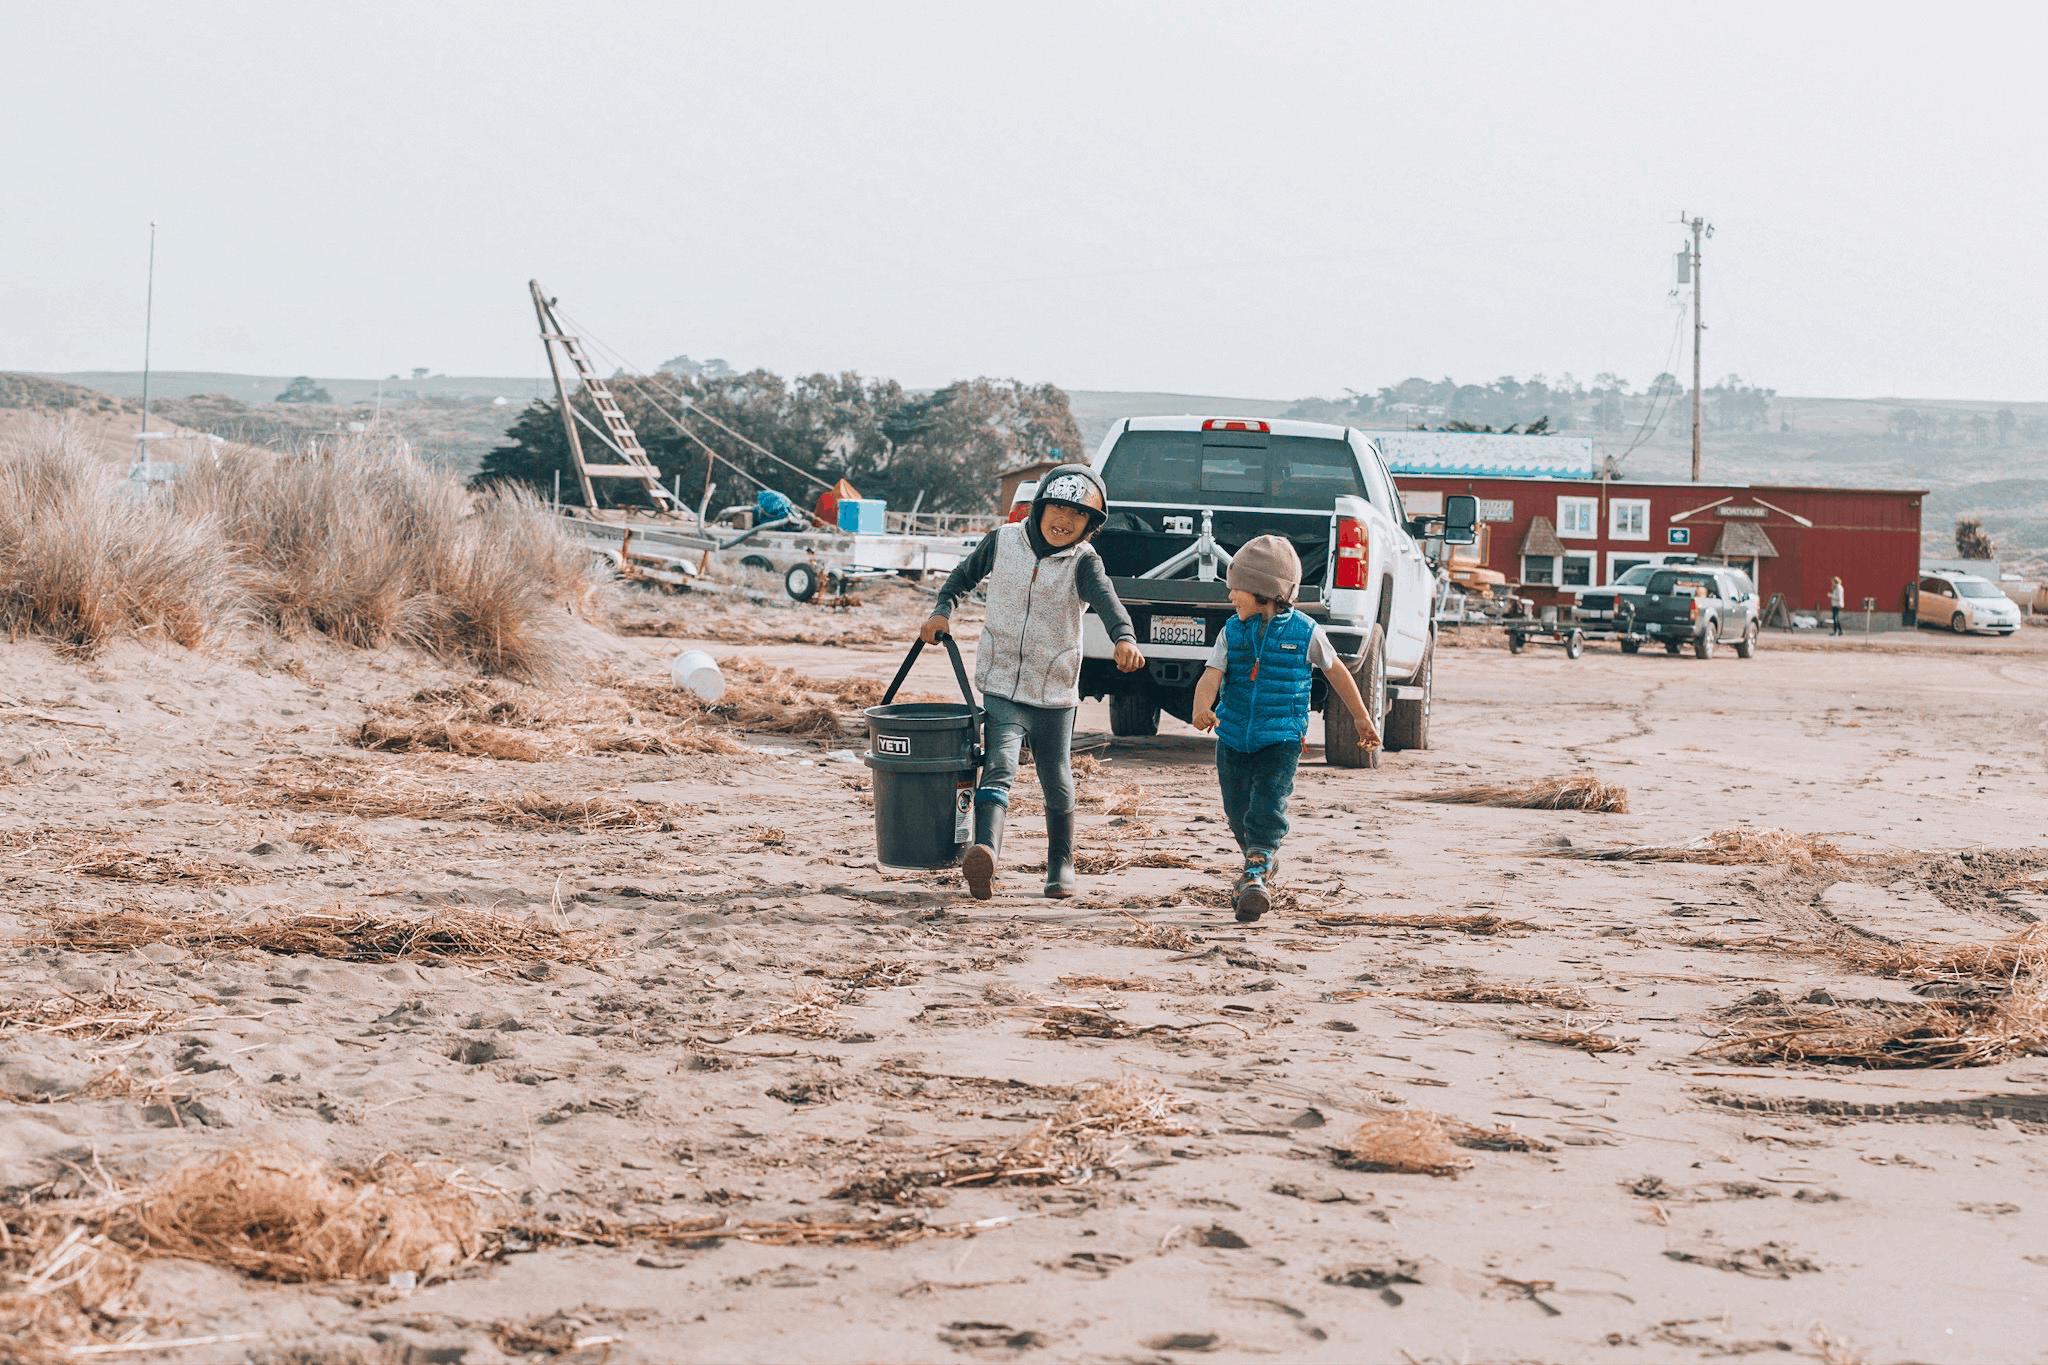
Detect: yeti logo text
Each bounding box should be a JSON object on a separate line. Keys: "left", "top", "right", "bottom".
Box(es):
{"left": 878, "top": 736, "right": 910, "bottom": 755}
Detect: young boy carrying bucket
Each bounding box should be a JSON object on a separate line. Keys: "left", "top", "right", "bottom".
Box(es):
{"left": 921, "top": 465, "right": 1147, "bottom": 899}
{"left": 1192, "top": 534, "right": 1379, "bottom": 924}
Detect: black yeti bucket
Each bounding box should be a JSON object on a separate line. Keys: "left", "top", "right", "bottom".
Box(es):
{"left": 864, "top": 634, "right": 982, "bottom": 870}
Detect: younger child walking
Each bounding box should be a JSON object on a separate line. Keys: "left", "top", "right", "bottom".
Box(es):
{"left": 921, "top": 465, "right": 1146, "bottom": 900}
{"left": 1192, "top": 535, "right": 1379, "bottom": 923}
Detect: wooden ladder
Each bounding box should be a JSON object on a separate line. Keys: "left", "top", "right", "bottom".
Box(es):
{"left": 530, "top": 279, "right": 675, "bottom": 511}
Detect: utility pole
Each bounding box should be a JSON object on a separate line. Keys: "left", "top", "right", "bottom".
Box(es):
{"left": 1680, "top": 212, "right": 1713, "bottom": 481}
{"left": 140, "top": 222, "right": 157, "bottom": 440}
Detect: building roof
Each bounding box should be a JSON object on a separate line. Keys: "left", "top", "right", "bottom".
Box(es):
{"left": 1369, "top": 431, "right": 1595, "bottom": 480}
{"left": 1392, "top": 471, "right": 1930, "bottom": 498}
{"left": 1519, "top": 515, "right": 1567, "bottom": 558}
{"left": 1714, "top": 521, "right": 1780, "bottom": 558}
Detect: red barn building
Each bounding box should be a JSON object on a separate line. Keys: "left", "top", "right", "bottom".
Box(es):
{"left": 1391, "top": 471, "right": 1925, "bottom": 624}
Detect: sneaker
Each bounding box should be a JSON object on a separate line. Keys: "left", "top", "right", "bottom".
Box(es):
{"left": 1234, "top": 852, "right": 1273, "bottom": 923}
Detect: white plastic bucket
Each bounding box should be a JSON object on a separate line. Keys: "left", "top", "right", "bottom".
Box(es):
{"left": 670, "top": 649, "right": 725, "bottom": 701}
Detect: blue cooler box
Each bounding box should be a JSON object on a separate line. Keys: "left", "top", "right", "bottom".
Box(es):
{"left": 837, "top": 498, "right": 887, "bottom": 534}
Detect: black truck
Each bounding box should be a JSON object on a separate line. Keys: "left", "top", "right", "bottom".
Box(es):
{"left": 1626, "top": 565, "right": 1762, "bottom": 658}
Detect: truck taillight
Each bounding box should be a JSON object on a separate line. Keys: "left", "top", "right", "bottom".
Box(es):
{"left": 1688, "top": 595, "right": 1700, "bottom": 618}
{"left": 1334, "top": 517, "right": 1369, "bottom": 590}
{"left": 1202, "top": 418, "right": 1270, "bottom": 433}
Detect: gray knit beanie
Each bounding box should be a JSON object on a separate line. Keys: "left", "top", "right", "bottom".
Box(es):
{"left": 1228, "top": 534, "right": 1301, "bottom": 602}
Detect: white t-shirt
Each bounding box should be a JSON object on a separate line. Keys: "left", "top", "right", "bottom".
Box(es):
{"left": 1206, "top": 618, "right": 1339, "bottom": 673}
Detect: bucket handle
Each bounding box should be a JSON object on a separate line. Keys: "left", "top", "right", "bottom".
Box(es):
{"left": 881, "top": 632, "right": 977, "bottom": 711}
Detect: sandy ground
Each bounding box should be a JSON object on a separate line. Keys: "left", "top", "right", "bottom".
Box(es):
{"left": 3, "top": 585, "right": 2047, "bottom": 1364}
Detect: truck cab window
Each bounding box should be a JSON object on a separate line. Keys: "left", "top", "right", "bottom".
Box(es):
{"left": 1104, "top": 430, "right": 1366, "bottom": 508}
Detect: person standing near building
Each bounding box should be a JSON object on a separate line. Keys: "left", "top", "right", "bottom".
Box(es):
{"left": 1829, "top": 576, "right": 1845, "bottom": 636}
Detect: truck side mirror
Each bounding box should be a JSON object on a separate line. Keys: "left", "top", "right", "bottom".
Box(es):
{"left": 1442, "top": 495, "right": 1478, "bottom": 546}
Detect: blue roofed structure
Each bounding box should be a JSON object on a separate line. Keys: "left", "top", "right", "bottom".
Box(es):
{"left": 1365, "top": 431, "right": 1595, "bottom": 480}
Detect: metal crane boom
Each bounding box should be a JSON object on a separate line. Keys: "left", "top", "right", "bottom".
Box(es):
{"left": 529, "top": 279, "right": 674, "bottom": 512}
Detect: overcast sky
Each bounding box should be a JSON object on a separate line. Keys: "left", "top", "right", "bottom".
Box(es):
{"left": 3, "top": 1, "right": 2042, "bottom": 401}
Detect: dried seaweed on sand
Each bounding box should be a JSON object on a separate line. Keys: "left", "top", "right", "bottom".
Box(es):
{"left": 1, "top": 1204, "right": 141, "bottom": 1359}
{"left": 208, "top": 759, "right": 684, "bottom": 831}
{"left": 4, "top": 1145, "right": 491, "bottom": 1356}
{"left": 1407, "top": 775, "right": 1628, "bottom": 813}
{"left": 45, "top": 906, "right": 603, "bottom": 964}
{"left": 835, "top": 1079, "right": 1197, "bottom": 1203}
{"left": 1072, "top": 850, "right": 1199, "bottom": 876}
{"left": 1402, "top": 981, "right": 1590, "bottom": 1010}
{"left": 1315, "top": 910, "right": 1534, "bottom": 935}
{"left": 1085, "top": 781, "right": 1155, "bottom": 816}
{"left": 1114, "top": 910, "right": 1198, "bottom": 951}
{"left": 1031, "top": 1005, "right": 1132, "bottom": 1038}
{"left": 809, "top": 960, "right": 923, "bottom": 989}
{"left": 610, "top": 655, "right": 876, "bottom": 739}
{"left": 1556, "top": 827, "right": 1858, "bottom": 867}
{"left": 110, "top": 1146, "right": 487, "bottom": 1282}
{"left": 1336, "top": 1111, "right": 1474, "bottom": 1176}
{"left": 352, "top": 678, "right": 743, "bottom": 759}
{"left": 62, "top": 849, "right": 262, "bottom": 885}
{"left": 0, "top": 990, "right": 188, "bottom": 1041}
{"left": 1058, "top": 974, "right": 1158, "bottom": 992}
{"left": 1516, "top": 1025, "right": 1635, "bottom": 1054}
{"left": 480, "top": 791, "right": 681, "bottom": 831}
{"left": 1699, "top": 986, "right": 2048, "bottom": 1069}
{"left": 730, "top": 987, "right": 843, "bottom": 1040}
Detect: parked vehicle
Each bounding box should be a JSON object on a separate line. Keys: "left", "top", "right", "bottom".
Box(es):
{"left": 1630, "top": 565, "right": 1760, "bottom": 658}
{"left": 1572, "top": 554, "right": 1700, "bottom": 627}
{"left": 1915, "top": 572, "right": 2020, "bottom": 635}
{"left": 1076, "top": 416, "right": 1471, "bottom": 766}
{"left": 1006, "top": 480, "right": 1039, "bottom": 524}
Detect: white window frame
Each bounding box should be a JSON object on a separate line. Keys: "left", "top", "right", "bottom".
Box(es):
{"left": 1610, "top": 498, "right": 1651, "bottom": 541}
{"left": 1521, "top": 554, "right": 1556, "bottom": 586}
{"left": 1559, "top": 551, "right": 1597, "bottom": 588}
{"left": 1557, "top": 496, "right": 1598, "bottom": 539}
{"left": 1608, "top": 552, "right": 1656, "bottom": 582}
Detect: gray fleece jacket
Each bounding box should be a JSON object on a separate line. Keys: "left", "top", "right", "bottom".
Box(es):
{"left": 934, "top": 522, "right": 1135, "bottom": 709}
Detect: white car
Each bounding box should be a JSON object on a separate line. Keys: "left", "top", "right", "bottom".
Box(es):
{"left": 1917, "top": 573, "right": 2021, "bottom": 635}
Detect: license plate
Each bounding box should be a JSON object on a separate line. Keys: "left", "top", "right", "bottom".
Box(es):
{"left": 1149, "top": 615, "right": 1207, "bottom": 646}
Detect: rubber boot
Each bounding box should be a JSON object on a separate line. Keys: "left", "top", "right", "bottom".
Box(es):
{"left": 962, "top": 802, "right": 1005, "bottom": 901}
{"left": 1234, "top": 850, "right": 1274, "bottom": 923}
{"left": 1043, "top": 809, "right": 1077, "bottom": 899}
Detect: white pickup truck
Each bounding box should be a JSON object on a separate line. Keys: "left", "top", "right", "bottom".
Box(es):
{"left": 1076, "top": 416, "right": 1472, "bottom": 767}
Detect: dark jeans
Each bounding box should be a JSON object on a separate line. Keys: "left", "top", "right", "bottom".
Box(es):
{"left": 1830, "top": 606, "right": 1843, "bottom": 636}
{"left": 1216, "top": 739, "right": 1299, "bottom": 858}
{"left": 977, "top": 693, "right": 1076, "bottom": 813}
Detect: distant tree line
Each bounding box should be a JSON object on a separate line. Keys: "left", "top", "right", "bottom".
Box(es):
{"left": 1281, "top": 372, "right": 1782, "bottom": 436}
{"left": 473, "top": 369, "right": 1082, "bottom": 513}
{"left": 1888, "top": 406, "right": 2043, "bottom": 446}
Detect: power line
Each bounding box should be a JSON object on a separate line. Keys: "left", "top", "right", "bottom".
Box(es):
{"left": 555, "top": 308, "right": 833, "bottom": 493}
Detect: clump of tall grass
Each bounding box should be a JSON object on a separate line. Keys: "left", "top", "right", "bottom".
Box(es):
{"left": 181, "top": 437, "right": 607, "bottom": 678}
{"left": 0, "top": 423, "right": 240, "bottom": 652}
{"left": 0, "top": 423, "right": 608, "bottom": 677}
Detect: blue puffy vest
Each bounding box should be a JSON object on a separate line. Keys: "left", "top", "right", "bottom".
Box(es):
{"left": 1215, "top": 608, "right": 1317, "bottom": 753}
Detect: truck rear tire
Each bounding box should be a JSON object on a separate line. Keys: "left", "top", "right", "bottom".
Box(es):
{"left": 1383, "top": 638, "right": 1431, "bottom": 752}
{"left": 1109, "top": 689, "right": 1161, "bottom": 737}
{"left": 1326, "top": 625, "right": 1386, "bottom": 770}
{"left": 1694, "top": 619, "right": 1719, "bottom": 659}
